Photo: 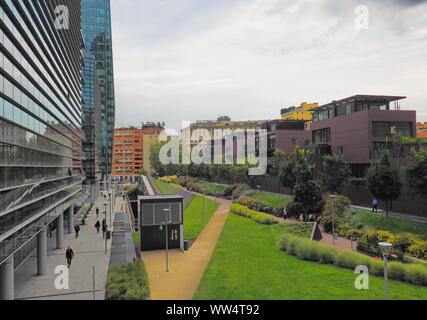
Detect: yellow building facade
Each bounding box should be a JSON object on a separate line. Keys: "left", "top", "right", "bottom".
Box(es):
{"left": 281, "top": 102, "right": 319, "bottom": 121}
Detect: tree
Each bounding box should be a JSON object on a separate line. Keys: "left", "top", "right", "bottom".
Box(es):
{"left": 366, "top": 151, "right": 402, "bottom": 217}
{"left": 293, "top": 162, "right": 323, "bottom": 221}
{"left": 280, "top": 146, "right": 311, "bottom": 195}
{"left": 320, "top": 154, "right": 351, "bottom": 194}
{"left": 269, "top": 149, "right": 285, "bottom": 176}
{"left": 405, "top": 146, "right": 427, "bottom": 199}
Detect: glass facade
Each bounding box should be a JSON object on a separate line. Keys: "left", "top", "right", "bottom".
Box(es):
{"left": 82, "top": 55, "right": 102, "bottom": 184}
{"left": 81, "top": 0, "right": 116, "bottom": 178}
{"left": 0, "top": 1, "right": 84, "bottom": 265}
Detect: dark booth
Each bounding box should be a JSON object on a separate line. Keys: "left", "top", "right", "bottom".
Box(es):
{"left": 137, "top": 195, "right": 184, "bottom": 251}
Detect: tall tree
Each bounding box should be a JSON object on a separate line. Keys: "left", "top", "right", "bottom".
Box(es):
{"left": 269, "top": 149, "right": 285, "bottom": 176}
{"left": 320, "top": 154, "right": 351, "bottom": 194}
{"left": 366, "top": 151, "right": 402, "bottom": 217}
{"left": 293, "top": 162, "right": 324, "bottom": 220}
{"left": 280, "top": 146, "right": 311, "bottom": 194}
{"left": 405, "top": 146, "right": 427, "bottom": 199}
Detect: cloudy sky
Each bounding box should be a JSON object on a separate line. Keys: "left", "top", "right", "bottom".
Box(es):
{"left": 110, "top": 0, "right": 427, "bottom": 132}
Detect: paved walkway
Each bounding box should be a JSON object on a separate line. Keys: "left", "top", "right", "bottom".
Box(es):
{"left": 142, "top": 197, "right": 231, "bottom": 300}
{"left": 14, "top": 191, "right": 117, "bottom": 300}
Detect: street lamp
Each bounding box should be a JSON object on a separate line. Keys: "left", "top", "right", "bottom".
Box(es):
{"left": 160, "top": 206, "right": 172, "bottom": 272}
{"left": 330, "top": 194, "right": 336, "bottom": 245}
{"left": 104, "top": 202, "right": 108, "bottom": 254}
{"left": 379, "top": 242, "right": 393, "bottom": 300}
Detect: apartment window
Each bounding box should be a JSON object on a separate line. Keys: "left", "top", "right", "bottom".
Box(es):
{"left": 337, "top": 146, "right": 344, "bottom": 155}
{"left": 291, "top": 138, "right": 297, "bottom": 145}
{"left": 372, "top": 122, "right": 413, "bottom": 138}
{"left": 312, "top": 128, "right": 331, "bottom": 144}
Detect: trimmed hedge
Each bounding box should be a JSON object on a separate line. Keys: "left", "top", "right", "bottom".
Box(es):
{"left": 277, "top": 234, "right": 427, "bottom": 287}
{"left": 230, "top": 204, "right": 278, "bottom": 225}
{"left": 106, "top": 260, "right": 150, "bottom": 300}
{"left": 234, "top": 196, "right": 274, "bottom": 215}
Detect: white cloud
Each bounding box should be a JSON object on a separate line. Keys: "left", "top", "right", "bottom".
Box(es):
{"left": 111, "top": 0, "right": 427, "bottom": 131}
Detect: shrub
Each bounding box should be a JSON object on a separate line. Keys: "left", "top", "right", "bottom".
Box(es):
{"left": 230, "top": 204, "right": 278, "bottom": 225}
{"left": 286, "top": 200, "right": 303, "bottom": 218}
{"left": 106, "top": 260, "right": 150, "bottom": 300}
{"left": 224, "top": 184, "right": 250, "bottom": 199}
{"left": 404, "top": 264, "right": 427, "bottom": 286}
{"left": 317, "top": 244, "right": 338, "bottom": 264}
{"left": 408, "top": 241, "right": 427, "bottom": 259}
{"left": 277, "top": 235, "right": 427, "bottom": 287}
{"left": 321, "top": 194, "right": 351, "bottom": 233}
{"left": 388, "top": 262, "right": 407, "bottom": 281}
{"left": 235, "top": 197, "right": 274, "bottom": 215}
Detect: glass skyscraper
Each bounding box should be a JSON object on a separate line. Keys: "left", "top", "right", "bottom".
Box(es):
{"left": 81, "top": 0, "right": 116, "bottom": 179}
{"left": 0, "top": 0, "right": 84, "bottom": 299}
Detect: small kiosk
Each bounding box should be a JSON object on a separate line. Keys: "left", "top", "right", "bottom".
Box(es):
{"left": 137, "top": 195, "right": 184, "bottom": 251}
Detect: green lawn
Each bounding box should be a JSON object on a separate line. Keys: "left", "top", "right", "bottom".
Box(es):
{"left": 194, "top": 213, "right": 427, "bottom": 300}
{"left": 200, "top": 183, "right": 227, "bottom": 195}
{"left": 154, "top": 179, "right": 181, "bottom": 195}
{"left": 245, "top": 191, "right": 291, "bottom": 208}
{"left": 350, "top": 210, "right": 427, "bottom": 240}
{"left": 184, "top": 195, "right": 220, "bottom": 239}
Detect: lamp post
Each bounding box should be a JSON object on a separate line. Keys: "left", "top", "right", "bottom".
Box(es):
{"left": 104, "top": 202, "right": 108, "bottom": 254}
{"left": 379, "top": 242, "right": 393, "bottom": 300}
{"left": 160, "top": 206, "right": 172, "bottom": 272}
{"left": 330, "top": 194, "right": 336, "bottom": 245}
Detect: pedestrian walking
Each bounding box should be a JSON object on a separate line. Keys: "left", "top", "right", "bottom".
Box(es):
{"left": 65, "top": 246, "right": 74, "bottom": 268}
{"left": 372, "top": 199, "right": 378, "bottom": 213}
{"left": 102, "top": 219, "right": 108, "bottom": 239}
{"left": 74, "top": 224, "right": 80, "bottom": 238}
{"left": 95, "top": 220, "right": 101, "bottom": 233}
{"left": 283, "top": 207, "right": 288, "bottom": 220}
{"left": 96, "top": 207, "right": 99, "bottom": 218}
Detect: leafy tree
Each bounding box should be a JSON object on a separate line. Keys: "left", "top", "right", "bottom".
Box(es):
{"left": 269, "top": 149, "right": 285, "bottom": 176}
{"left": 405, "top": 146, "right": 427, "bottom": 199}
{"left": 280, "top": 146, "right": 311, "bottom": 195}
{"left": 320, "top": 154, "right": 351, "bottom": 194}
{"left": 293, "top": 162, "right": 323, "bottom": 221}
{"left": 366, "top": 151, "right": 402, "bottom": 217}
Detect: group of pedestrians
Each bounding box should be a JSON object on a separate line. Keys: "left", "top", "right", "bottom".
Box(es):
{"left": 65, "top": 190, "right": 114, "bottom": 268}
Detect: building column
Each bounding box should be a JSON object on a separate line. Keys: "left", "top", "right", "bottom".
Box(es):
{"left": 0, "top": 255, "right": 14, "bottom": 300}
{"left": 56, "top": 213, "right": 64, "bottom": 250}
{"left": 67, "top": 205, "right": 74, "bottom": 234}
{"left": 37, "top": 228, "right": 47, "bottom": 276}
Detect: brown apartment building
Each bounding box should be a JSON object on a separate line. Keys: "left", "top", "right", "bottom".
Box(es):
{"left": 111, "top": 123, "right": 163, "bottom": 182}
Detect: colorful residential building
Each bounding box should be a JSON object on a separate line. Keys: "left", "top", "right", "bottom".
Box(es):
{"left": 281, "top": 102, "right": 319, "bottom": 121}
{"left": 111, "top": 124, "right": 163, "bottom": 181}
{"left": 417, "top": 122, "right": 427, "bottom": 138}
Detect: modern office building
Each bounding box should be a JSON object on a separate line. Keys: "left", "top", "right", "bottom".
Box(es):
{"left": 0, "top": 1, "right": 84, "bottom": 299}
{"left": 82, "top": 55, "right": 102, "bottom": 193}
{"left": 81, "top": 0, "right": 116, "bottom": 180}
{"left": 111, "top": 124, "right": 163, "bottom": 182}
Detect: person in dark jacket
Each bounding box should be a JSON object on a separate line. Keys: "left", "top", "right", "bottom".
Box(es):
{"left": 95, "top": 220, "right": 101, "bottom": 233}
{"left": 66, "top": 246, "right": 74, "bottom": 268}
{"left": 74, "top": 224, "right": 80, "bottom": 238}
{"left": 96, "top": 207, "right": 99, "bottom": 218}
{"left": 102, "top": 219, "right": 108, "bottom": 239}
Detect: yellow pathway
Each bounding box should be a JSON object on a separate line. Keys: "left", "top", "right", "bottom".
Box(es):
{"left": 142, "top": 198, "right": 230, "bottom": 300}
